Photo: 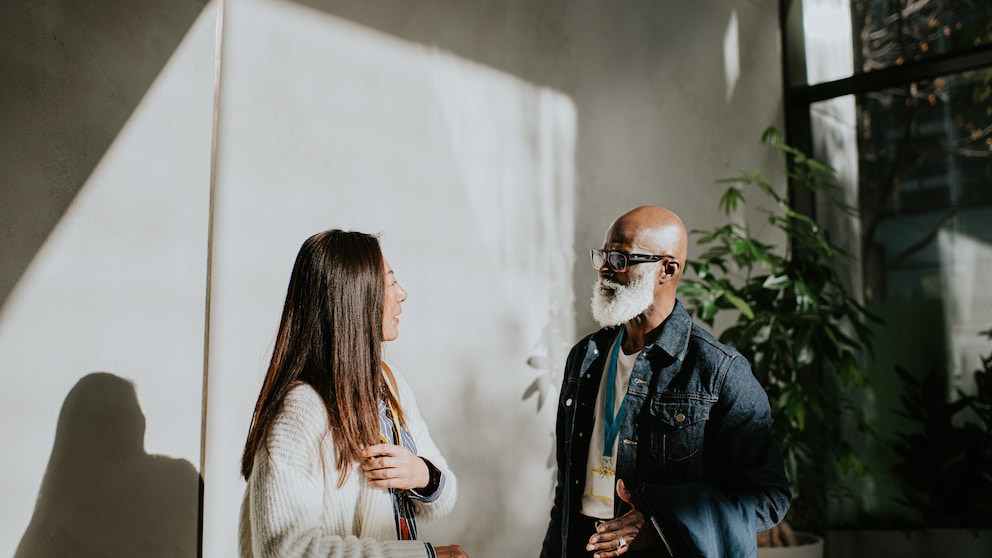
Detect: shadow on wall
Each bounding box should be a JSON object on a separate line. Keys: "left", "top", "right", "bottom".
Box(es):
{"left": 0, "top": 0, "right": 208, "bottom": 312}
{"left": 14, "top": 372, "right": 200, "bottom": 558}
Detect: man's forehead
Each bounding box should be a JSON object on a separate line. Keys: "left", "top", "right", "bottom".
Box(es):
{"left": 604, "top": 222, "right": 658, "bottom": 249}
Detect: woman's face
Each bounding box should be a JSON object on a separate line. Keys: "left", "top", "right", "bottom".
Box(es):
{"left": 381, "top": 257, "right": 407, "bottom": 342}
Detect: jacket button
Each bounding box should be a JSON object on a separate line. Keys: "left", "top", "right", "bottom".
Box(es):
{"left": 675, "top": 411, "right": 686, "bottom": 423}
{"left": 578, "top": 431, "right": 584, "bottom": 437}
{"left": 565, "top": 398, "right": 573, "bottom": 407}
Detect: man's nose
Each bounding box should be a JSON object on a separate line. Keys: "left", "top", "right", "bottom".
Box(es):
{"left": 598, "top": 266, "right": 618, "bottom": 278}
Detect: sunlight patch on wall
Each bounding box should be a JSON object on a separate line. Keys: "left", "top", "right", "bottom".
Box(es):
{"left": 201, "top": 1, "right": 577, "bottom": 556}
{"left": 723, "top": 9, "right": 740, "bottom": 104}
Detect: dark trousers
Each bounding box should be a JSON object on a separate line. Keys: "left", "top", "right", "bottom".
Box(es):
{"left": 567, "top": 514, "right": 657, "bottom": 557}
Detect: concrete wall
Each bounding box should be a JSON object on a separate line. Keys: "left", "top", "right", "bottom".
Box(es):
{"left": 1, "top": 1, "right": 785, "bottom": 556}
{"left": 1, "top": 0, "right": 216, "bottom": 556}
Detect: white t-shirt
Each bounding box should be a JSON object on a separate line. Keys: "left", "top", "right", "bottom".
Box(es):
{"left": 580, "top": 332, "right": 639, "bottom": 519}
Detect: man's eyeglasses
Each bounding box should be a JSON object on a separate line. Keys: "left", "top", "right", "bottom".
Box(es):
{"left": 590, "top": 249, "right": 674, "bottom": 272}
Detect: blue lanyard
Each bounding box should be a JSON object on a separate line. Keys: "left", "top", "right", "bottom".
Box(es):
{"left": 603, "top": 328, "right": 627, "bottom": 459}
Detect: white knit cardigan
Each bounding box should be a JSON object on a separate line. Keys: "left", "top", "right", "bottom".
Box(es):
{"left": 239, "top": 367, "right": 457, "bottom": 558}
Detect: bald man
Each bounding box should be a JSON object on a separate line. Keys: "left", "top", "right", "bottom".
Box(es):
{"left": 541, "top": 206, "right": 791, "bottom": 558}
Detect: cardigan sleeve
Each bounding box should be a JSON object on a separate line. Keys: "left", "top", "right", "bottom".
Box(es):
{"left": 242, "top": 384, "right": 432, "bottom": 558}
{"left": 389, "top": 366, "right": 458, "bottom": 522}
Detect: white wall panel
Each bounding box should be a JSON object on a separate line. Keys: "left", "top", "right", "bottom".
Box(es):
{"left": 0, "top": 2, "right": 218, "bottom": 556}
{"left": 201, "top": 1, "right": 575, "bottom": 556}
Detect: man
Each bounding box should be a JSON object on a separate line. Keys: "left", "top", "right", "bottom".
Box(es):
{"left": 541, "top": 206, "right": 791, "bottom": 558}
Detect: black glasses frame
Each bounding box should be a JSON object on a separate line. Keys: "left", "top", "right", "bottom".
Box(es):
{"left": 590, "top": 249, "right": 674, "bottom": 272}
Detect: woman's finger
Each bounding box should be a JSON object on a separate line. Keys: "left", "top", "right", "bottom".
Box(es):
{"left": 361, "top": 444, "right": 394, "bottom": 458}
{"left": 362, "top": 455, "right": 394, "bottom": 471}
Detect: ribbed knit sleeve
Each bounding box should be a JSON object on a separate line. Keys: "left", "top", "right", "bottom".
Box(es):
{"left": 240, "top": 384, "right": 431, "bottom": 558}
{"left": 390, "top": 367, "right": 457, "bottom": 522}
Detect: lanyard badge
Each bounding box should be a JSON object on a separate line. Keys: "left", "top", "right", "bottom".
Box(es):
{"left": 589, "top": 329, "right": 627, "bottom": 502}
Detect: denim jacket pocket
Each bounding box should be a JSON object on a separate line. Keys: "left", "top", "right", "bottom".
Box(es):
{"left": 645, "top": 398, "right": 710, "bottom": 479}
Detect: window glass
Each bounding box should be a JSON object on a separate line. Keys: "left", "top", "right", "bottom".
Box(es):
{"left": 858, "top": 69, "right": 992, "bottom": 304}
{"left": 852, "top": 0, "right": 992, "bottom": 74}
{"left": 803, "top": 0, "right": 992, "bottom": 85}
{"left": 804, "top": 0, "right": 856, "bottom": 84}
{"left": 803, "top": 0, "right": 992, "bottom": 529}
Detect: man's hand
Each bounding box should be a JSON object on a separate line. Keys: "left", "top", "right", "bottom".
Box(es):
{"left": 360, "top": 444, "right": 430, "bottom": 490}
{"left": 434, "top": 544, "right": 469, "bottom": 557}
{"left": 586, "top": 479, "right": 650, "bottom": 558}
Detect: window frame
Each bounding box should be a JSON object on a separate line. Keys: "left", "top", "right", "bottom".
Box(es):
{"left": 780, "top": 0, "right": 992, "bottom": 169}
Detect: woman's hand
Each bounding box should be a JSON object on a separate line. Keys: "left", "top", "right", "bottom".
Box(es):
{"left": 360, "top": 444, "right": 430, "bottom": 491}
{"left": 434, "top": 544, "right": 469, "bottom": 557}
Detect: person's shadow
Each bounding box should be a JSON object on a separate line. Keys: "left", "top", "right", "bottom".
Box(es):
{"left": 14, "top": 372, "right": 201, "bottom": 558}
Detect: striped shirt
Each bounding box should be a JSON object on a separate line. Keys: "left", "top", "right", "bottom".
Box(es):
{"left": 378, "top": 398, "right": 446, "bottom": 557}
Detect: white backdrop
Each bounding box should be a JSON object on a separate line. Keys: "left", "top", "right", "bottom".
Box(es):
{"left": 200, "top": 1, "right": 575, "bottom": 556}
{"left": 1, "top": 0, "right": 787, "bottom": 556}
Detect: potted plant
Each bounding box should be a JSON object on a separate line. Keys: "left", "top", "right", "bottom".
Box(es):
{"left": 827, "top": 330, "right": 992, "bottom": 557}
{"left": 879, "top": 329, "right": 992, "bottom": 554}
{"left": 891, "top": 331, "right": 992, "bottom": 528}
{"left": 678, "top": 127, "right": 878, "bottom": 555}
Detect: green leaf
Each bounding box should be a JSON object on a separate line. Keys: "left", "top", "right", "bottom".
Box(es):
{"left": 839, "top": 351, "right": 867, "bottom": 387}
{"left": 747, "top": 240, "right": 771, "bottom": 266}
{"left": 677, "top": 283, "right": 710, "bottom": 297}
{"left": 702, "top": 292, "right": 721, "bottom": 323}
{"left": 694, "top": 229, "right": 722, "bottom": 245}
{"left": 731, "top": 238, "right": 750, "bottom": 257}
{"left": 762, "top": 274, "right": 790, "bottom": 290}
{"left": 719, "top": 186, "right": 746, "bottom": 214}
{"left": 806, "top": 158, "right": 835, "bottom": 176}
{"left": 698, "top": 246, "right": 731, "bottom": 262}
{"left": 760, "top": 126, "right": 783, "bottom": 145}
{"left": 779, "top": 387, "right": 807, "bottom": 431}
{"left": 721, "top": 291, "right": 754, "bottom": 320}
{"left": 792, "top": 280, "right": 815, "bottom": 311}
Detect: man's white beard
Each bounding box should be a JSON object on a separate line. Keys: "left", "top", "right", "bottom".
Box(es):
{"left": 590, "top": 273, "right": 655, "bottom": 328}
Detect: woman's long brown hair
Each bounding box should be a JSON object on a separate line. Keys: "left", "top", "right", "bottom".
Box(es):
{"left": 241, "top": 229, "right": 404, "bottom": 485}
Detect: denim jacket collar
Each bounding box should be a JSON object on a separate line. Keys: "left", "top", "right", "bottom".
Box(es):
{"left": 584, "top": 299, "right": 693, "bottom": 369}
{"left": 650, "top": 299, "right": 692, "bottom": 361}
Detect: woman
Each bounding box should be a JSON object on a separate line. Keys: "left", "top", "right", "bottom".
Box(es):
{"left": 239, "top": 230, "right": 468, "bottom": 558}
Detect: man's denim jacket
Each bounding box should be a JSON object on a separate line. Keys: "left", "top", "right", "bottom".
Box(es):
{"left": 541, "top": 301, "right": 791, "bottom": 557}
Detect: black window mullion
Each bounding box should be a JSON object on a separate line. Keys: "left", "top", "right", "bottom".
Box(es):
{"left": 790, "top": 42, "right": 992, "bottom": 104}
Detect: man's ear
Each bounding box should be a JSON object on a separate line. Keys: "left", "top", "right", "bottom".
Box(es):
{"left": 659, "top": 259, "right": 680, "bottom": 282}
